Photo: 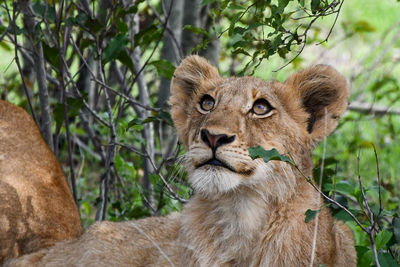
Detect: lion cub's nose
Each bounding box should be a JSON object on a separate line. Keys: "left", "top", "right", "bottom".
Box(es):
{"left": 200, "top": 129, "right": 235, "bottom": 150}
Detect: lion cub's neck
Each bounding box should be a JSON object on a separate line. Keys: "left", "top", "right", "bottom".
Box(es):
{"left": 180, "top": 188, "right": 271, "bottom": 265}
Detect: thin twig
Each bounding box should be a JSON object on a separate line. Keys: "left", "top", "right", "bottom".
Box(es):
{"left": 274, "top": 0, "right": 342, "bottom": 71}
{"left": 289, "top": 154, "right": 367, "bottom": 232}
{"left": 53, "top": 0, "right": 79, "bottom": 205}
{"left": 69, "top": 35, "right": 157, "bottom": 112}
{"left": 372, "top": 144, "right": 383, "bottom": 219}
{"left": 4, "top": 2, "right": 38, "bottom": 125}
{"left": 127, "top": 0, "right": 174, "bottom": 91}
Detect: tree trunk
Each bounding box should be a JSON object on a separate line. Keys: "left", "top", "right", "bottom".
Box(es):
{"left": 157, "top": 0, "right": 183, "bottom": 109}
{"left": 19, "top": 0, "right": 53, "bottom": 151}
{"left": 131, "top": 14, "right": 155, "bottom": 211}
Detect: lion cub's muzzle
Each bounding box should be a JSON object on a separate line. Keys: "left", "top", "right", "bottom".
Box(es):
{"left": 196, "top": 128, "right": 238, "bottom": 172}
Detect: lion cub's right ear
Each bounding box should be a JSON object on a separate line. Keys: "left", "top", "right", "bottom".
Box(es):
{"left": 170, "top": 55, "right": 220, "bottom": 146}
{"left": 283, "top": 65, "right": 349, "bottom": 144}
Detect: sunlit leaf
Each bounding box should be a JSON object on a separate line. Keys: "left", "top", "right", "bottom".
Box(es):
{"left": 375, "top": 230, "right": 393, "bottom": 250}
{"left": 150, "top": 60, "right": 176, "bottom": 80}
{"left": 353, "top": 20, "right": 376, "bottom": 33}
{"left": 248, "top": 146, "right": 294, "bottom": 164}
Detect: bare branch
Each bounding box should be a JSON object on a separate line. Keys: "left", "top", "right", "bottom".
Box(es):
{"left": 348, "top": 101, "right": 400, "bottom": 116}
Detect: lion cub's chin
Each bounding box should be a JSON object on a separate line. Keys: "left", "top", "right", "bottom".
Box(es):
{"left": 188, "top": 167, "right": 243, "bottom": 195}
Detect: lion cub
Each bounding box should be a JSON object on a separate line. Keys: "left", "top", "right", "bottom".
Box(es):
{"left": 6, "top": 56, "right": 356, "bottom": 266}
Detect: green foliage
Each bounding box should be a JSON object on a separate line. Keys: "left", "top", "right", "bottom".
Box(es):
{"left": 1, "top": 0, "right": 399, "bottom": 264}
{"left": 248, "top": 145, "right": 400, "bottom": 265}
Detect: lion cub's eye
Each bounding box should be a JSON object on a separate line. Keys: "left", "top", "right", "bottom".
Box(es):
{"left": 252, "top": 99, "right": 273, "bottom": 115}
{"left": 200, "top": 95, "right": 215, "bottom": 112}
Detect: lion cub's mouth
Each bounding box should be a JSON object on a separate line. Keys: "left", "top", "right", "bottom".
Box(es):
{"left": 197, "top": 157, "right": 237, "bottom": 173}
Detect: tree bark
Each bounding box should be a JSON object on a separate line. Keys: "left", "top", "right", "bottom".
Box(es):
{"left": 19, "top": 0, "right": 53, "bottom": 151}
{"left": 181, "top": 0, "right": 202, "bottom": 55}
{"left": 181, "top": 1, "right": 220, "bottom": 67}
{"left": 198, "top": 4, "right": 220, "bottom": 67}
{"left": 131, "top": 14, "right": 156, "bottom": 210}
{"left": 157, "top": 0, "right": 183, "bottom": 109}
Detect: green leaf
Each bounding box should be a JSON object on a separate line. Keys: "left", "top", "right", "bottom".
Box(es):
{"left": 228, "top": 12, "right": 243, "bottom": 36}
{"left": 127, "top": 118, "right": 144, "bottom": 131}
{"left": 356, "top": 246, "right": 371, "bottom": 266}
{"left": 134, "top": 25, "right": 162, "bottom": 48}
{"left": 324, "top": 181, "right": 355, "bottom": 196}
{"left": 333, "top": 209, "right": 354, "bottom": 222}
{"left": 116, "top": 19, "right": 129, "bottom": 33}
{"left": 228, "top": 3, "right": 245, "bottom": 10}
{"left": 42, "top": 42, "right": 60, "bottom": 67}
{"left": 311, "top": 0, "right": 321, "bottom": 13}
{"left": 248, "top": 146, "right": 294, "bottom": 164}
{"left": 202, "top": 0, "right": 217, "bottom": 5}
{"left": 305, "top": 209, "right": 319, "bottom": 223}
{"left": 54, "top": 97, "right": 84, "bottom": 126}
{"left": 32, "top": 2, "right": 56, "bottom": 22}
{"left": 0, "top": 40, "right": 11, "bottom": 51}
{"left": 81, "top": 201, "right": 91, "bottom": 215}
{"left": 66, "top": 13, "right": 88, "bottom": 27}
{"left": 358, "top": 248, "right": 374, "bottom": 267}
{"left": 353, "top": 20, "right": 376, "bottom": 33}
{"left": 102, "top": 34, "right": 129, "bottom": 64}
{"left": 378, "top": 253, "right": 399, "bottom": 267}
{"left": 184, "top": 25, "right": 209, "bottom": 36}
{"left": 278, "top": 0, "right": 289, "bottom": 12}
{"left": 117, "top": 50, "right": 134, "bottom": 73}
{"left": 150, "top": 60, "right": 176, "bottom": 80}
{"left": 375, "top": 230, "right": 393, "bottom": 250}
{"left": 158, "top": 111, "right": 173, "bottom": 126}
{"left": 85, "top": 18, "right": 104, "bottom": 33}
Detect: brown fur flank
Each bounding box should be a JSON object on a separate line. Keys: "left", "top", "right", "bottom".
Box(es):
{"left": 5, "top": 56, "right": 356, "bottom": 266}
{"left": 0, "top": 100, "right": 83, "bottom": 264}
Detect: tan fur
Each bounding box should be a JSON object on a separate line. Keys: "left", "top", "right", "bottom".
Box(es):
{"left": 0, "top": 100, "right": 83, "bottom": 264}
{"left": 5, "top": 56, "right": 356, "bottom": 266}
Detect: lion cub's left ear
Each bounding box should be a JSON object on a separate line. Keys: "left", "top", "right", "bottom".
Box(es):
{"left": 169, "top": 55, "right": 220, "bottom": 146}
{"left": 284, "top": 65, "right": 349, "bottom": 142}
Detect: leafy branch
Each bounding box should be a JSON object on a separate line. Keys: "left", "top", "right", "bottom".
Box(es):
{"left": 249, "top": 145, "right": 398, "bottom": 266}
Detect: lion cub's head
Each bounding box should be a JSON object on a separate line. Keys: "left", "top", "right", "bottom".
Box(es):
{"left": 170, "top": 56, "right": 348, "bottom": 198}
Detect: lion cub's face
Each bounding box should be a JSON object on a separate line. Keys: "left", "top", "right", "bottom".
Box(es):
{"left": 170, "top": 56, "right": 349, "bottom": 197}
